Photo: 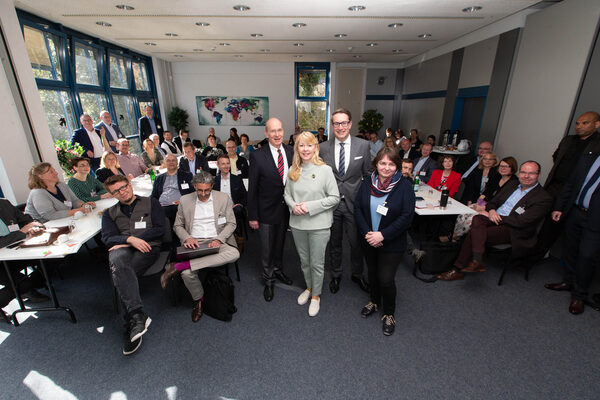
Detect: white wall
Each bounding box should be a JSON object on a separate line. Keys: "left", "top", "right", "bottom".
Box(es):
{"left": 365, "top": 69, "right": 396, "bottom": 95}
{"left": 170, "top": 62, "right": 294, "bottom": 142}
{"left": 399, "top": 98, "right": 445, "bottom": 136}
{"left": 403, "top": 53, "right": 451, "bottom": 94}
{"left": 496, "top": 0, "right": 600, "bottom": 182}
{"left": 458, "top": 36, "right": 499, "bottom": 89}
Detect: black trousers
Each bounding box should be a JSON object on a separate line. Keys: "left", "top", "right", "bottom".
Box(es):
{"left": 563, "top": 207, "right": 600, "bottom": 300}
{"left": 258, "top": 220, "right": 288, "bottom": 285}
{"left": 363, "top": 246, "right": 401, "bottom": 315}
{"left": 328, "top": 199, "right": 364, "bottom": 279}
{"left": 0, "top": 262, "right": 44, "bottom": 308}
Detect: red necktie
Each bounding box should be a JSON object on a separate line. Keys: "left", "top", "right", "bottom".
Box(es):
{"left": 277, "top": 149, "right": 284, "bottom": 181}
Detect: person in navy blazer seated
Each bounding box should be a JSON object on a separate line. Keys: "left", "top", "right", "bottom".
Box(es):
{"left": 214, "top": 154, "right": 247, "bottom": 237}
{"left": 178, "top": 142, "right": 209, "bottom": 175}
{"left": 354, "top": 147, "right": 415, "bottom": 336}
{"left": 412, "top": 143, "right": 436, "bottom": 183}
{"left": 547, "top": 152, "right": 600, "bottom": 315}
{"left": 138, "top": 105, "right": 164, "bottom": 144}
{"left": 248, "top": 117, "right": 294, "bottom": 302}
{"left": 71, "top": 113, "right": 109, "bottom": 172}
{"left": 95, "top": 110, "right": 125, "bottom": 153}
{"left": 151, "top": 154, "right": 194, "bottom": 227}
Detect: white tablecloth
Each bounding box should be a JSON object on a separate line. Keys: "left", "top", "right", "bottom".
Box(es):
{"left": 414, "top": 184, "right": 477, "bottom": 216}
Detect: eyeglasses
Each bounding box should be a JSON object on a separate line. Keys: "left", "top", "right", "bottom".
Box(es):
{"left": 332, "top": 121, "right": 350, "bottom": 127}
{"left": 498, "top": 164, "right": 511, "bottom": 168}
{"left": 110, "top": 183, "right": 130, "bottom": 195}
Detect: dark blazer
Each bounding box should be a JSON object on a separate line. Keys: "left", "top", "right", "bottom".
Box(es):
{"left": 95, "top": 167, "right": 125, "bottom": 183}
{"left": 151, "top": 170, "right": 194, "bottom": 201}
{"left": 455, "top": 154, "right": 478, "bottom": 175}
{"left": 214, "top": 173, "right": 247, "bottom": 207}
{"left": 94, "top": 122, "right": 125, "bottom": 153}
{"left": 554, "top": 152, "right": 600, "bottom": 231}
{"left": 138, "top": 115, "right": 164, "bottom": 143}
{"left": 319, "top": 136, "right": 371, "bottom": 211}
{"left": 481, "top": 174, "right": 518, "bottom": 201}
{"left": 354, "top": 174, "right": 415, "bottom": 253}
{"left": 398, "top": 148, "right": 420, "bottom": 161}
{"left": 413, "top": 156, "right": 436, "bottom": 183}
{"left": 173, "top": 136, "right": 191, "bottom": 154}
{"left": 0, "top": 199, "right": 33, "bottom": 248}
{"left": 70, "top": 127, "right": 102, "bottom": 157}
{"left": 486, "top": 179, "right": 553, "bottom": 257}
{"left": 231, "top": 156, "right": 249, "bottom": 179}
{"left": 247, "top": 144, "right": 293, "bottom": 224}
{"left": 462, "top": 167, "right": 501, "bottom": 204}
{"left": 178, "top": 153, "right": 209, "bottom": 175}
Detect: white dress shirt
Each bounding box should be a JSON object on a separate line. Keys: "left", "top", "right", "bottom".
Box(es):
{"left": 86, "top": 128, "right": 104, "bottom": 157}
{"left": 190, "top": 194, "right": 218, "bottom": 239}
{"left": 268, "top": 143, "right": 289, "bottom": 184}
{"left": 219, "top": 173, "right": 232, "bottom": 199}
{"left": 334, "top": 137, "right": 351, "bottom": 174}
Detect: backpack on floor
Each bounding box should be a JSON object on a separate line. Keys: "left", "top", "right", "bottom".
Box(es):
{"left": 412, "top": 241, "right": 461, "bottom": 282}
{"left": 203, "top": 271, "right": 237, "bottom": 321}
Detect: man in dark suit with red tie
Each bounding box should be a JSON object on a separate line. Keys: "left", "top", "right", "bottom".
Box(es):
{"left": 248, "top": 117, "right": 294, "bottom": 301}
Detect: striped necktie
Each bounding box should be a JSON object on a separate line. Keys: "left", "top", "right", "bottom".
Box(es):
{"left": 339, "top": 142, "right": 346, "bottom": 177}
{"left": 277, "top": 149, "right": 284, "bottom": 181}
{"left": 576, "top": 159, "right": 600, "bottom": 208}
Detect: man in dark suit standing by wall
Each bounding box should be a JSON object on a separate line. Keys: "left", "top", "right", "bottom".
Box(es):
{"left": 547, "top": 152, "right": 600, "bottom": 314}
{"left": 71, "top": 113, "right": 107, "bottom": 172}
{"left": 96, "top": 110, "right": 125, "bottom": 153}
{"left": 248, "top": 117, "right": 294, "bottom": 301}
{"left": 320, "top": 108, "right": 371, "bottom": 293}
{"left": 138, "top": 105, "right": 164, "bottom": 144}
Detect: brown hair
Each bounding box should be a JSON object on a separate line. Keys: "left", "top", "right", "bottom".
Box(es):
{"left": 70, "top": 156, "right": 90, "bottom": 170}
{"left": 371, "top": 147, "right": 402, "bottom": 171}
{"left": 103, "top": 174, "right": 129, "bottom": 191}
{"left": 499, "top": 156, "right": 518, "bottom": 175}
{"left": 437, "top": 155, "right": 456, "bottom": 170}
{"left": 28, "top": 162, "right": 53, "bottom": 189}
{"left": 331, "top": 107, "right": 352, "bottom": 122}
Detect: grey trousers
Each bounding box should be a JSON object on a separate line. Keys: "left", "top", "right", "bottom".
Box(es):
{"left": 291, "top": 228, "right": 330, "bottom": 296}
{"left": 328, "top": 199, "right": 364, "bottom": 279}
{"left": 181, "top": 240, "right": 240, "bottom": 301}
{"left": 109, "top": 246, "right": 160, "bottom": 316}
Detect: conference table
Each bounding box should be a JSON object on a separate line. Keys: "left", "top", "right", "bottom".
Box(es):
{"left": 414, "top": 184, "right": 477, "bottom": 216}
{"left": 0, "top": 173, "right": 158, "bottom": 326}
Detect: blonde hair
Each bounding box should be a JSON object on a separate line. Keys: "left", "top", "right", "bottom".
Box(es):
{"left": 288, "top": 132, "right": 325, "bottom": 182}
{"left": 478, "top": 151, "right": 499, "bottom": 169}
{"left": 101, "top": 151, "right": 120, "bottom": 169}
{"left": 28, "top": 162, "right": 52, "bottom": 189}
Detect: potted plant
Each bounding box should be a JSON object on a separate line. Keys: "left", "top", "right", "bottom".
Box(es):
{"left": 358, "top": 109, "right": 384, "bottom": 133}
{"left": 54, "top": 139, "right": 84, "bottom": 178}
{"left": 168, "top": 106, "right": 189, "bottom": 134}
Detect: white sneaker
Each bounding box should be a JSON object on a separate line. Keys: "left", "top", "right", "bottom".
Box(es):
{"left": 297, "top": 289, "right": 311, "bottom": 305}
{"left": 308, "top": 298, "right": 320, "bottom": 317}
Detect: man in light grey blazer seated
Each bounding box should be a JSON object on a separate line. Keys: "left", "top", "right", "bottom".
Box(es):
{"left": 319, "top": 108, "right": 372, "bottom": 294}
{"left": 167, "top": 171, "right": 240, "bottom": 323}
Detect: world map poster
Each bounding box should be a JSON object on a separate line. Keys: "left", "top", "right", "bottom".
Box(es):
{"left": 196, "top": 96, "right": 269, "bottom": 126}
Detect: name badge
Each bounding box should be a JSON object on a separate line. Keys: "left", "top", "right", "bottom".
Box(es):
{"left": 196, "top": 169, "right": 202, "bottom": 174}
{"left": 8, "top": 223, "right": 19, "bottom": 232}
{"left": 91, "top": 191, "right": 96, "bottom": 197}
{"left": 135, "top": 221, "right": 147, "bottom": 229}
{"left": 64, "top": 201, "right": 72, "bottom": 208}
{"left": 515, "top": 207, "right": 525, "bottom": 215}
{"left": 157, "top": 124, "right": 162, "bottom": 129}
{"left": 218, "top": 217, "right": 227, "bottom": 224}
{"left": 181, "top": 183, "right": 189, "bottom": 190}
{"left": 419, "top": 171, "right": 426, "bottom": 176}
{"left": 376, "top": 204, "right": 388, "bottom": 216}
{"left": 235, "top": 170, "right": 241, "bottom": 175}
{"left": 354, "top": 156, "right": 363, "bottom": 160}
{"left": 208, "top": 161, "right": 218, "bottom": 170}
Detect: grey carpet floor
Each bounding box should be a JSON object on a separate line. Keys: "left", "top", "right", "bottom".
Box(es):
{"left": 0, "top": 231, "right": 598, "bottom": 400}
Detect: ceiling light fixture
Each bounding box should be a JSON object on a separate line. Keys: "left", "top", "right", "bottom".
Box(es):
{"left": 418, "top": 33, "right": 432, "bottom": 38}
{"left": 387, "top": 23, "right": 403, "bottom": 28}
{"left": 293, "top": 42, "right": 304, "bottom": 47}
{"left": 261, "top": 49, "right": 271, "bottom": 52}
{"left": 95, "top": 21, "right": 112, "bottom": 27}
{"left": 115, "top": 4, "right": 134, "bottom": 10}
{"left": 462, "top": 6, "right": 483, "bottom": 12}
{"left": 195, "top": 22, "right": 210, "bottom": 27}
{"left": 334, "top": 34, "right": 347, "bottom": 38}
{"left": 366, "top": 43, "right": 378, "bottom": 47}
{"left": 193, "top": 48, "right": 204, "bottom": 52}
{"left": 165, "top": 33, "right": 178, "bottom": 37}
{"left": 353, "top": 55, "right": 361, "bottom": 59}
{"left": 392, "top": 49, "right": 403, "bottom": 53}
{"left": 348, "top": 5, "right": 366, "bottom": 11}
{"left": 219, "top": 42, "right": 231, "bottom": 46}
{"left": 326, "top": 49, "right": 335, "bottom": 53}
{"left": 233, "top": 5, "right": 251, "bottom": 11}
{"left": 174, "top": 55, "right": 183, "bottom": 57}
{"left": 250, "top": 33, "right": 263, "bottom": 37}
{"left": 144, "top": 42, "right": 156, "bottom": 46}
{"left": 294, "top": 55, "right": 303, "bottom": 58}
{"left": 234, "top": 55, "right": 243, "bottom": 58}
{"left": 292, "top": 23, "right": 307, "bottom": 28}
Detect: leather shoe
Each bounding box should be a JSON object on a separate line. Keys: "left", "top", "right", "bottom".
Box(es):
{"left": 351, "top": 276, "right": 370, "bottom": 293}
{"left": 329, "top": 278, "right": 340, "bottom": 294}
{"left": 263, "top": 284, "right": 274, "bottom": 302}
{"left": 274, "top": 270, "right": 293, "bottom": 285}
{"left": 544, "top": 282, "right": 572, "bottom": 291}
{"left": 436, "top": 269, "right": 465, "bottom": 281}
{"left": 461, "top": 260, "right": 486, "bottom": 273}
{"left": 191, "top": 300, "right": 203, "bottom": 322}
{"left": 569, "top": 298, "right": 584, "bottom": 315}
{"left": 160, "top": 263, "right": 180, "bottom": 289}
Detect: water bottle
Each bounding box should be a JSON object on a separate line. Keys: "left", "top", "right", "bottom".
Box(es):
{"left": 440, "top": 187, "right": 449, "bottom": 209}
{"left": 442, "top": 132, "right": 449, "bottom": 147}
{"left": 149, "top": 168, "right": 156, "bottom": 182}
{"left": 413, "top": 175, "right": 420, "bottom": 192}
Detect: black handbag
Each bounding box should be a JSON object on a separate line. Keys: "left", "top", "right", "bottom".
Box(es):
{"left": 202, "top": 271, "right": 237, "bottom": 321}
{"left": 412, "top": 240, "right": 461, "bottom": 282}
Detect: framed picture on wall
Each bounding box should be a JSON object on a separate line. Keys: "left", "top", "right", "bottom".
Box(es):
{"left": 196, "top": 96, "right": 269, "bottom": 126}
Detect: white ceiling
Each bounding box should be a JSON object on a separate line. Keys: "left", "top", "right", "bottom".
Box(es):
{"left": 14, "top": 0, "right": 558, "bottom": 63}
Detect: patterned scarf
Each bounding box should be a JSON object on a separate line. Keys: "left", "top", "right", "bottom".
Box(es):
{"left": 370, "top": 171, "right": 401, "bottom": 197}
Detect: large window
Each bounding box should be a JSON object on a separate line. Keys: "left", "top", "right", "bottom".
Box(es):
{"left": 295, "top": 63, "right": 330, "bottom": 134}
{"left": 19, "top": 10, "right": 158, "bottom": 152}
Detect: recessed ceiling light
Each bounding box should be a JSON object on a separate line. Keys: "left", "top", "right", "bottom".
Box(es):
{"left": 366, "top": 43, "right": 378, "bottom": 47}
{"left": 292, "top": 23, "right": 307, "bottom": 28}
{"left": 462, "top": 6, "right": 483, "bottom": 13}
{"left": 418, "top": 33, "right": 432, "bottom": 38}
{"left": 326, "top": 49, "right": 335, "bottom": 53}
{"left": 210, "top": 47, "right": 216, "bottom": 51}
{"left": 219, "top": 42, "right": 231, "bottom": 46}
{"left": 234, "top": 55, "right": 243, "bottom": 58}
{"left": 144, "top": 42, "right": 156, "bottom": 46}
{"left": 233, "top": 4, "right": 250, "bottom": 11}
{"left": 165, "top": 33, "right": 178, "bottom": 37}
{"left": 353, "top": 55, "right": 361, "bottom": 59}
{"left": 293, "top": 43, "right": 304, "bottom": 47}
{"left": 115, "top": 4, "right": 134, "bottom": 10}
{"left": 388, "top": 23, "right": 403, "bottom": 28}
{"left": 294, "top": 55, "right": 303, "bottom": 58}
{"left": 95, "top": 21, "right": 112, "bottom": 27}
{"left": 193, "top": 48, "right": 204, "bottom": 52}
{"left": 195, "top": 22, "right": 210, "bottom": 27}
{"left": 348, "top": 5, "right": 366, "bottom": 11}
{"left": 261, "top": 49, "right": 271, "bottom": 52}
{"left": 174, "top": 55, "right": 183, "bottom": 57}
{"left": 250, "top": 33, "right": 263, "bottom": 38}
{"left": 392, "top": 49, "right": 403, "bottom": 53}
{"left": 334, "top": 34, "right": 347, "bottom": 38}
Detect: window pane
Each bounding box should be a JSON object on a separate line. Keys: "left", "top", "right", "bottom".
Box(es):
{"left": 127, "top": 136, "right": 143, "bottom": 156}
{"left": 24, "top": 26, "right": 63, "bottom": 81}
{"left": 79, "top": 92, "right": 107, "bottom": 121}
{"left": 109, "top": 54, "right": 128, "bottom": 89}
{"left": 298, "top": 70, "right": 326, "bottom": 97}
{"left": 75, "top": 44, "right": 100, "bottom": 85}
{"left": 112, "top": 94, "right": 136, "bottom": 137}
{"left": 296, "top": 101, "right": 327, "bottom": 132}
{"left": 38, "top": 89, "right": 76, "bottom": 141}
{"left": 132, "top": 61, "right": 150, "bottom": 91}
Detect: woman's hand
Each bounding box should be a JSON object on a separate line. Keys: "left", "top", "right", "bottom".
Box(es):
{"left": 365, "top": 231, "right": 384, "bottom": 247}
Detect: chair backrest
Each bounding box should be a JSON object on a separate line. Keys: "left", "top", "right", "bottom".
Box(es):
{"left": 454, "top": 181, "right": 466, "bottom": 202}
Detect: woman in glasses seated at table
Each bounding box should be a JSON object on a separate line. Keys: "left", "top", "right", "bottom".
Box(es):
{"left": 25, "top": 163, "right": 95, "bottom": 222}
{"left": 141, "top": 139, "right": 165, "bottom": 169}
{"left": 354, "top": 147, "right": 415, "bottom": 336}
{"left": 96, "top": 151, "right": 127, "bottom": 183}
{"left": 427, "top": 155, "right": 462, "bottom": 198}
{"left": 67, "top": 157, "right": 113, "bottom": 203}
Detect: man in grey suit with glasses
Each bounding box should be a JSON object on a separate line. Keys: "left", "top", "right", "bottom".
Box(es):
{"left": 319, "top": 108, "right": 371, "bottom": 294}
